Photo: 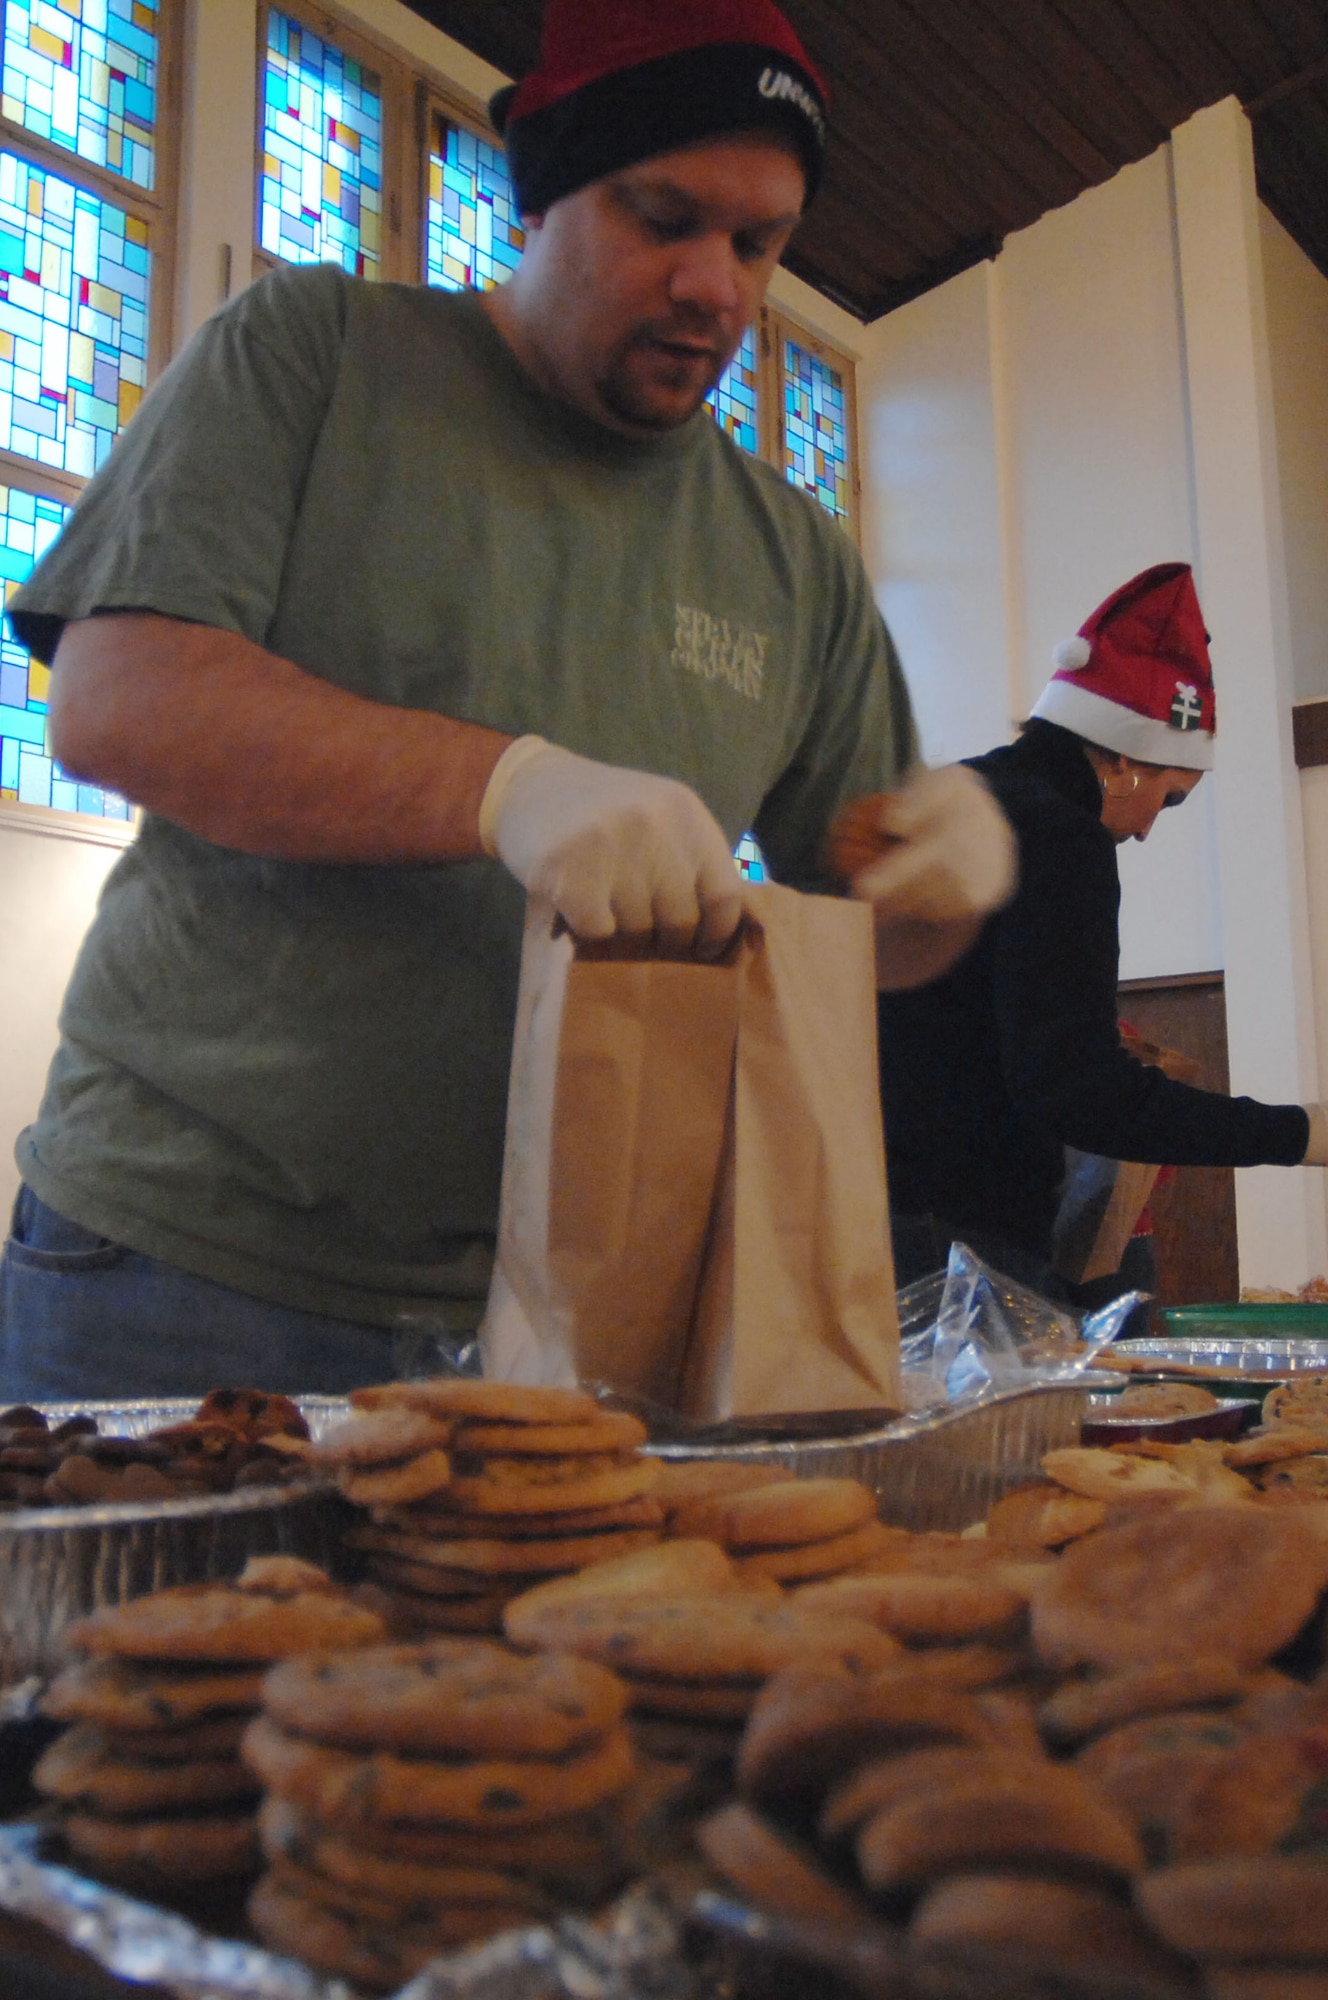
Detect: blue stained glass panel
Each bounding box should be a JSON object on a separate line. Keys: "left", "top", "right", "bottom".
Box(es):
{"left": 782, "top": 336, "right": 850, "bottom": 523}
{"left": 706, "top": 323, "right": 759, "bottom": 454}
{"left": 735, "top": 832, "right": 765, "bottom": 882}
{"left": 2, "top": 0, "right": 159, "bottom": 191}
{"left": 0, "top": 482, "right": 130, "bottom": 818}
{"left": 0, "top": 150, "right": 150, "bottom": 477}
{"left": 260, "top": 10, "right": 381, "bottom": 278}
{"left": 426, "top": 122, "right": 522, "bottom": 292}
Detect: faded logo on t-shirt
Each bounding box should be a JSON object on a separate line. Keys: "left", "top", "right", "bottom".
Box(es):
{"left": 672, "top": 605, "right": 768, "bottom": 703}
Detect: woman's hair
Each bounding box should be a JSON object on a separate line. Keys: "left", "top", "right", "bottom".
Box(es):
{"left": 1018, "top": 715, "right": 1168, "bottom": 772}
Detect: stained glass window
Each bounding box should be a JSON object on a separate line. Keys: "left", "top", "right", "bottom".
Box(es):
{"left": 2, "top": 0, "right": 159, "bottom": 191}
{"left": 260, "top": 10, "right": 381, "bottom": 278}
{"left": 0, "top": 482, "right": 129, "bottom": 817}
{"left": 0, "top": 151, "right": 149, "bottom": 477}
{"left": 735, "top": 832, "right": 765, "bottom": 882}
{"left": 706, "top": 323, "right": 759, "bottom": 453}
{"left": 426, "top": 123, "right": 522, "bottom": 293}
{"left": 783, "top": 336, "right": 850, "bottom": 523}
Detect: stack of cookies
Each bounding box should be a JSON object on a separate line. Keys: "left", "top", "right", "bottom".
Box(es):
{"left": 242, "top": 1638, "right": 638, "bottom": 1991}
{"left": 35, "top": 1558, "right": 386, "bottom": 1901}
{"left": 664, "top": 1476, "right": 895, "bottom": 1584}
{"left": 316, "top": 1380, "right": 664, "bottom": 1635}
{"left": 507, "top": 1580, "right": 903, "bottom": 1764}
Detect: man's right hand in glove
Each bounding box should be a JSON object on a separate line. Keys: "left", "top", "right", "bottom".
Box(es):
{"left": 479, "top": 736, "right": 745, "bottom": 957}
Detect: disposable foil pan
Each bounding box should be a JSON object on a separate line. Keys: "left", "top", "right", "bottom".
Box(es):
{"left": 649, "top": 1381, "right": 1091, "bottom": 1531}
{"left": 1115, "top": 1335, "right": 1328, "bottom": 1376}
{"left": 0, "top": 1397, "right": 350, "bottom": 1688}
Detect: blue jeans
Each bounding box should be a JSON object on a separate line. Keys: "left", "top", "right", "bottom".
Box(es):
{"left": 0, "top": 1184, "right": 411, "bottom": 1400}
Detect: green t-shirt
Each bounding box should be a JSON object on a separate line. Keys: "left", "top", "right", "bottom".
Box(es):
{"left": 12, "top": 264, "right": 916, "bottom": 1326}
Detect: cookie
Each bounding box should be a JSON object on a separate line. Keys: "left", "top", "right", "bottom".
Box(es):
{"left": 359, "top": 1555, "right": 523, "bottom": 1599}
{"left": 695, "top": 1801, "right": 869, "bottom": 1926}
{"left": 1041, "top": 1447, "right": 1196, "bottom": 1503}
{"left": 909, "top": 1874, "right": 1193, "bottom": 1995}
{"left": 339, "top": 1449, "right": 453, "bottom": 1506}
{"left": 1075, "top": 1711, "right": 1248, "bottom": 1789}
{"left": 1264, "top": 1379, "right": 1328, "bottom": 1430}
{"left": 732, "top": 1519, "right": 896, "bottom": 1581}
{"left": 878, "top": 1643, "right": 1024, "bottom": 1691}
{"left": 668, "top": 1477, "right": 876, "bottom": 1549}
{"left": 451, "top": 1413, "right": 647, "bottom": 1455}
{"left": 1039, "top": 1657, "right": 1253, "bottom": 1748}
{"left": 855, "top": 1759, "right": 1144, "bottom": 1893}
{"left": 503, "top": 1592, "right": 898, "bottom": 1682}
{"left": 615, "top": 1675, "right": 757, "bottom": 1722}
{"left": 651, "top": 1460, "right": 797, "bottom": 1513}
{"left": 1138, "top": 1855, "right": 1328, "bottom": 1959}
{"left": 43, "top": 1657, "right": 267, "bottom": 1731}
{"left": 94, "top": 1714, "right": 252, "bottom": 1763}
{"left": 248, "top": 1873, "right": 519, "bottom": 1991}
{"left": 1032, "top": 1509, "right": 1328, "bottom": 1670}
{"left": 371, "top": 1495, "right": 665, "bottom": 1537}
{"left": 352, "top": 1379, "right": 605, "bottom": 1422}
{"left": 791, "top": 1571, "right": 1025, "bottom": 1645}
{"left": 985, "top": 1483, "right": 1109, "bottom": 1552}
{"left": 821, "top": 1744, "right": 1028, "bottom": 1843}
{"left": 739, "top": 1663, "right": 1000, "bottom": 1818}
{"left": 1169, "top": 1727, "right": 1328, "bottom": 1862}
{"left": 272, "top": 1799, "right": 620, "bottom": 1874}
{"left": 503, "top": 1540, "right": 736, "bottom": 1646}
{"left": 1226, "top": 1427, "right": 1328, "bottom": 1468}
{"left": 312, "top": 1407, "right": 454, "bottom": 1466}
{"left": 1260, "top": 1456, "right": 1328, "bottom": 1494}
{"left": 64, "top": 1808, "right": 260, "bottom": 1886}
{"left": 261, "top": 1642, "right": 628, "bottom": 1758}
{"left": 346, "top": 1521, "right": 661, "bottom": 1576}
{"left": 258, "top": 1798, "right": 550, "bottom": 1906}
{"left": 1112, "top": 1385, "right": 1219, "bottom": 1417}
{"left": 34, "top": 1726, "right": 260, "bottom": 1813}
{"left": 1206, "top": 1971, "right": 1328, "bottom": 2000}
{"left": 446, "top": 1458, "right": 660, "bottom": 1515}
{"left": 371, "top": 1590, "right": 509, "bottom": 1635}
{"left": 64, "top": 1575, "right": 386, "bottom": 1662}
{"left": 1086, "top": 1738, "right": 1247, "bottom": 1870}
{"left": 195, "top": 1388, "right": 309, "bottom": 1440}
{"left": 241, "top": 1715, "right": 636, "bottom": 1826}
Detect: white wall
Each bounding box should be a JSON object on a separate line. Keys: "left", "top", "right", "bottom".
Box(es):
{"left": 854, "top": 103, "right": 1328, "bottom": 1285}
{"left": 0, "top": 815, "right": 127, "bottom": 1215}
{"left": 1260, "top": 207, "right": 1328, "bottom": 707}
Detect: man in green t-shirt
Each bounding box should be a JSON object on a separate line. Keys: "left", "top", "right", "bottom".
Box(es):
{"left": 0, "top": 0, "right": 1014, "bottom": 1398}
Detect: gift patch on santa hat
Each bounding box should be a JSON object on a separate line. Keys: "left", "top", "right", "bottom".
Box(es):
{"left": 1030, "top": 562, "right": 1216, "bottom": 772}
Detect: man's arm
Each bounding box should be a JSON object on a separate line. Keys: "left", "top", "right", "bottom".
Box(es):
{"left": 51, "top": 612, "right": 746, "bottom": 951}
{"left": 50, "top": 613, "right": 512, "bottom": 862}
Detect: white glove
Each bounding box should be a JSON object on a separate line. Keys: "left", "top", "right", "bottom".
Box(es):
{"left": 848, "top": 764, "right": 1018, "bottom": 925}
{"left": 1304, "top": 1104, "right": 1328, "bottom": 1165}
{"left": 480, "top": 736, "right": 744, "bottom": 955}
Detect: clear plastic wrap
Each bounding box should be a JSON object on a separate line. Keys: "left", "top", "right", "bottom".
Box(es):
{"left": 897, "top": 1241, "right": 1141, "bottom": 1410}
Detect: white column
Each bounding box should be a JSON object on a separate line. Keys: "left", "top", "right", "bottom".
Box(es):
{"left": 172, "top": 0, "right": 260, "bottom": 352}
{"left": 1171, "top": 97, "right": 1326, "bottom": 1285}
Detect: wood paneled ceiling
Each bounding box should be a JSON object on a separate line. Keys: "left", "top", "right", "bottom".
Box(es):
{"left": 406, "top": 0, "right": 1328, "bottom": 322}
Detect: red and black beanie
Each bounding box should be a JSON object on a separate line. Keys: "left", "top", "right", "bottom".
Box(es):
{"left": 490, "top": 0, "right": 829, "bottom": 218}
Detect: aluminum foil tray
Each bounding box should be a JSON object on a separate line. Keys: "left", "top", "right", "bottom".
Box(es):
{"left": 649, "top": 1381, "right": 1090, "bottom": 1531}
{"left": 1114, "top": 1336, "right": 1328, "bottom": 1376}
{"left": 0, "top": 1398, "right": 350, "bottom": 1689}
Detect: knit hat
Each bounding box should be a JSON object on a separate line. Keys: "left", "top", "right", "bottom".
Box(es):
{"left": 1030, "top": 562, "right": 1216, "bottom": 772}
{"left": 490, "top": 0, "right": 829, "bottom": 219}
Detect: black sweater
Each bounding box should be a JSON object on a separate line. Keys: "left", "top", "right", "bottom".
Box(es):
{"left": 877, "top": 721, "right": 1309, "bottom": 1259}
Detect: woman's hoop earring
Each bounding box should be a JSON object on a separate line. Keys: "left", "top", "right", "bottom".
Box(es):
{"left": 1103, "top": 769, "right": 1141, "bottom": 799}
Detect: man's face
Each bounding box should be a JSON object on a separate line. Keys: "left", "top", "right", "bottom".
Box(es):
{"left": 506, "top": 133, "right": 805, "bottom": 436}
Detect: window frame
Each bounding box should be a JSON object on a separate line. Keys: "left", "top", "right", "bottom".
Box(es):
{"left": 0, "top": 0, "right": 180, "bottom": 830}
{"left": 762, "top": 303, "right": 861, "bottom": 545}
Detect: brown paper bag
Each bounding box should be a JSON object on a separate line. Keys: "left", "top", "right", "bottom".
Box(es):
{"left": 479, "top": 884, "right": 900, "bottom": 1418}
{"left": 478, "top": 901, "right": 741, "bottom": 1399}
{"left": 682, "top": 881, "right": 901, "bottom": 1416}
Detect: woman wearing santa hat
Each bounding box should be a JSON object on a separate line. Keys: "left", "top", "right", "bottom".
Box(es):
{"left": 875, "top": 561, "right": 1328, "bottom": 1293}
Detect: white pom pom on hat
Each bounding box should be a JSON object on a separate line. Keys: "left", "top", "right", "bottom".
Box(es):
{"left": 1052, "top": 636, "right": 1092, "bottom": 672}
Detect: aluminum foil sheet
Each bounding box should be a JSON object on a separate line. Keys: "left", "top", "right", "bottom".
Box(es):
{"left": 0, "top": 1823, "right": 715, "bottom": 2000}
{"left": 650, "top": 1379, "right": 1091, "bottom": 1531}
{"left": 1115, "top": 1336, "right": 1328, "bottom": 1376}
{"left": 0, "top": 1398, "right": 351, "bottom": 1689}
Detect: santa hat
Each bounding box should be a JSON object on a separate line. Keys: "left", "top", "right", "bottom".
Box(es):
{"left": 490, "top": 0, "right": 828, "bottom": 219}
{"left": 1030, "top": 562, "right": 1216, "bottom": 772}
